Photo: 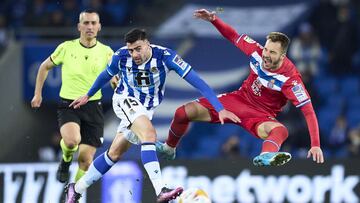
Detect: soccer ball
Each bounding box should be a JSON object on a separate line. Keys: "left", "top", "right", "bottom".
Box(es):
{"left": 178, "top": 188, "right": 211, "bottom": 203}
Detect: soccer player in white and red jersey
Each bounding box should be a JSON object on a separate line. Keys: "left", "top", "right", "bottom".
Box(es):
{"left": 157, "top": 9, "right": 324, "bottom": 166}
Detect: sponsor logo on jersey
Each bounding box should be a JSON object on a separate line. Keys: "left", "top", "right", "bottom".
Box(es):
{"left": 172, "top": 55, "right": 188, "bottom": 70}
{"left": 291, "top": 81, "right": 308, "bottom": 102}
{"left": 244, "top": 36, "right": 256, "bottom": 44}
{"left": 150, "top": 67, "right": 158, "bottom": 73}
{"left": 251, "top": 78, "right": 263, "bottom": 96}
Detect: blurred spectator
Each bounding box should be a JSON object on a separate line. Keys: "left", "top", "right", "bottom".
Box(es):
{"left": 289, "top": 22, "right": 321, "bottom": 77}
{"left": 24, "top": 0, "right": 48, "bottom": 26}
{"left": 327, "top": 115, "right": 348, "bottom": 157}
{"left": 62, "top": 0, "right": 79, "bottom": 26}
{"left": 49, "top": 9, "right": 65, "bottom": 26}
{"left": 7, "top": 0, "right": 27, "bottom": 28}
{"left": 221, "top": 135, "right": 241, "bottom": 159}
{"left": 310, "top": 0, "right": 338, "bottom": 50}
{"left": 328, "top": 4, "right": 358, "bottom": 75}
{"left": 38, "top": 131, "right": 62, "bottom": 162}
{"left": 348, "top": 127, "right": 360, "bottom": 157}
{"left": 86, "top": 0, "right": 112, "bottom": 26}
{"left": 0, "top": 15, "right": 9, "bottom": 56}
{"left": 104, "top": 0, "right": 129, "bottom": 25}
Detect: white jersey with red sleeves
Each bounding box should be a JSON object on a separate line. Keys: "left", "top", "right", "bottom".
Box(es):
{"left": 234, "top": 34, "right": 311, "bottom": 117}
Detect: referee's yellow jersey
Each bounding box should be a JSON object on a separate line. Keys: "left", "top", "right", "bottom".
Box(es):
{"left": 50, "top": 39, "right": 114, "bottom": 101}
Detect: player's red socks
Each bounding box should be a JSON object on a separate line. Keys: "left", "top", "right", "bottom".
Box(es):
{"left": 166, "top": 105, "right": 190, "bottom": 148}
{"left": 261, "top": 126, "right": 288, "bottom": 153}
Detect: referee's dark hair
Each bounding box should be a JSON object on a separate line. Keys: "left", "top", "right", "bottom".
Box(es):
{"left": 79, "top": 9, "right": 100, "bottom": 22}
{"left": 125, "top": 28, "right": 148, "bottom": 44}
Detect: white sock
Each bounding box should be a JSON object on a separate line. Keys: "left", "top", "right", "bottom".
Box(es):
{"left": 141, "top": 143, "right": 164, "bottom": 195}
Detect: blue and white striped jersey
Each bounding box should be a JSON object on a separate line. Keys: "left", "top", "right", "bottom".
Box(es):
{"left": 106, "top": 44, "right": 192, "bottom": 109}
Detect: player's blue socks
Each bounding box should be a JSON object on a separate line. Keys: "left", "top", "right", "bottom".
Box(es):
{"left": 141, "top": 142, "right": 164, "bottom": 195}
{"left": 74, "top": 151, "right": 115, "bottom": 194}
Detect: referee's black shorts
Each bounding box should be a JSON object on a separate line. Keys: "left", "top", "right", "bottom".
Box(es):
{"left": 57, "top": 98, "right": 104, "bottom": 147}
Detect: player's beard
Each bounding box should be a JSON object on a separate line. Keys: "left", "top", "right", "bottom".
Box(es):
{"left": 263, "top": 56, "right": 281, "bottom": 70}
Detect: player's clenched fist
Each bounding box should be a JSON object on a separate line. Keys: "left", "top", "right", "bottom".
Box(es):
{"left": 31, "top": 94, "right": 42, "bottom": 108}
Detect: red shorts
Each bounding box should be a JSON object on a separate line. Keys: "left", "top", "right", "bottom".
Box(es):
{"left": 197, "top": 90, "right": 278, "bottom": 138}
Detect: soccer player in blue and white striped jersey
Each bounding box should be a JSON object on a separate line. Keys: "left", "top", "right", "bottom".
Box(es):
{"left": 65, "top": 28, "right": 240, "bottom": 202}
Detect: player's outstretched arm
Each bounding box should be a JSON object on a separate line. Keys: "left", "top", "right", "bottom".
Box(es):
{"left": 183, "top": 69, "right": 240, "bottom": 124}
{"left": 110, "top": 75, "right": 119, "bottom": 89}
{"left": 300, "top": 103, "right": 324, "bottom": 164}
{"left": 194, "top": 8, "right": 241, "bottom": 45}
{"left": 31, "top": 57, "right": 55, "bottom": 108}
{"left": 70, "top": 69, "right": 113, "bottom": 109}
{"left": 69, "top": 95, "right": 90, "bottom": 109}
{"left": 193, "top": 9, "right": 216, "bottom": 22}
{"left": 307, "top": 146, "right": 324, "bottom": 164}
{"left": 218, "top": 109, "right": 241, "bottom": 125}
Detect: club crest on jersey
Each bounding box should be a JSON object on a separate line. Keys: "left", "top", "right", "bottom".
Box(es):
{"left": 163, "top": 50, "right": 171, "bottom": 55}
{"left": 150, "top": 67, "right": 158, "bottom": 73}
{"left": 244, "top": 36, "right": 256, "bottom": 44}
{"left": 267, "top": 79, "right": 275, "bottom": 88}
{"left": 172, "top": 55, "right": 188, "bottom": 70}
{"left": 126, "top": 66, "right": 131, "bottom": 71}
{"left": 291, "top": 82, "right": 308, "bottom": 102}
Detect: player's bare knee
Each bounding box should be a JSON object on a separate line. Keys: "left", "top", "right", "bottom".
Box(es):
{"left": 62, "top": 139, "right": 79, "bottom": 149}
{"left": 183, "top": 102, "right": 199, "bottom": 120}
{"left": 175, "top": 105, "right": 190, "bottom": 121}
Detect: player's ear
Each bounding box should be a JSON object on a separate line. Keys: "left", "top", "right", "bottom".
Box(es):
{"left": 77, "top": 23, "right": 81, "bottom": 32}
{"left": 98, "top": 23, "right": 101, "bottom": 32}
{"left": 280, "top": 53, "right": 286, "bottom": 60}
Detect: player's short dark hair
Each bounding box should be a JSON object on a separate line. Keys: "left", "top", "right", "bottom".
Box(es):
{"left": 82, "top": 9, "right": 98, "bottom": 14}
{"left": 79, "top": 9, "right": 100, "bottom": 22}
{"left": 124, "top": 28, "right": 148, "bottom": 44}
{"left": 266, "top": 32, "right": 290, "bottom": 54}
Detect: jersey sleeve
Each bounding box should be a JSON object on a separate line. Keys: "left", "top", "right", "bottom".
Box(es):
{"left": 282, "top": 76, "right": 311, "bottom": 108}
{"left": 211, "top": 17, "right": 263, "bottom": 56}
{"left": 50, "top": 42, "right": 67, "bottom": 66}
{"left": 163, "top": 48, "right": 192, "bottom": 78}
{"left": 105, "top": 50, "right": 120, "bottom": 76}
{"left": 106, "top": 46, "right": 114, "bottom": 61}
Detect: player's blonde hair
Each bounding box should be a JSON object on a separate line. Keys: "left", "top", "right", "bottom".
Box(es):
{"left": 266, "top": 32, "right": 290, "bottom": 54}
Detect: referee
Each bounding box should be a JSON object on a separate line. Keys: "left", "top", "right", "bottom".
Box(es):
{"left": 31, "top": 9, "right": 115, "bottom": 183}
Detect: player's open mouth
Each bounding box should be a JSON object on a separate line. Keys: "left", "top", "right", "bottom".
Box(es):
{"left": 263, "top": 58, "right": 271, "bottom": 66}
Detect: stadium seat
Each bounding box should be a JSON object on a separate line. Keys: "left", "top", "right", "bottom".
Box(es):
{"left": 346, "top": 109, "right": 360, "bottom": 128}
{"left": 339, "top": 77, "right": 359, "bottom": 97}
{"left": 317, "top": 106, "right": 341, "bottom": 135}
{"left": 347, "top": 95, "right": 360, "bottom": 110}
{"left": 325, "top": 95, "right": 345, "bottom": 109}
{"left": 193, "top": 137, "right": 223, "bottom": 158}
{"left": 313, "top": 77, "right": 338, "bottom": 99}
